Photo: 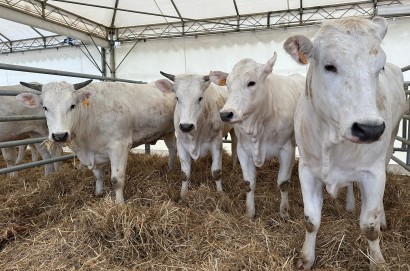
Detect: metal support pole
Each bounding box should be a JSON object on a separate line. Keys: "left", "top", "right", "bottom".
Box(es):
{"left": 0, "top": 115, "right": 45, "bottom": 122}
{"left": 0, "top": 63, "right": 143, "bottom": 84}
{"left": 0, "top": 137, "right": 46, "bottom": 148}
{"left": 101, "top": 47, "right": 107, "bottom": 77}
{"left": 0, "top": 154, "right": 76, "bottom": 175}
{"left": 145, "top": 144, "right": 150, "bottom": 154}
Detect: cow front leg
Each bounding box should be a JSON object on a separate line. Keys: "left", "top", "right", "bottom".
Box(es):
{"left": 277, "top": 141, "right": 295, "bottom": 219}
{"left": 108, "top": 142, "right": 129, "bottom": 203}
{"left": 297, "top": 161, "right": 323, "bottom": 271}
{"left": 359, "top": 172, "right": 386, "bottom": 269}
{"left": 35, "top": 142, "right": 55, "bottom": 176}
{"left": 93, "top": 167, "right": 104, "bottom": 197}
{"left": 177, "top": 143, "right": 191, "bottom": 200}
{"left": 210, "top": 140, "right": 223, "bottom": 193}
{"left": 163, "top": 131, "right": 177, "bottom": 170}
{"left": 237, "top": 144, "right": 256, "bottom": 218}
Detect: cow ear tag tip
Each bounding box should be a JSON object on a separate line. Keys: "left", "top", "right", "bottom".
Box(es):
{"left": 83, "top": 98, "right": 90, "bottom": 107}
{"left": 298, "top": 49, "right": 308, "bottom": 64}
{"left": 218, "top": 79, "right": 226, "bottom": 86}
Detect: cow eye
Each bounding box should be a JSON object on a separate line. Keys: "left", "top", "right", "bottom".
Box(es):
{"left": 70, "top": 104, "right": 76, "bottom": 110}
{"left": 247, "top": 81, "right": 256, "bottom": 87}
{"left": 42, "top": 106, "right": 48, "bottom": 111}
{"left": 324, "top": 65, "right": 337, "bottom": 73}
{"left": 175, "top": 97, "right": 179, "bottom": 101}
{"left": 198, "top": 97, "right": 203, "bottom": 103}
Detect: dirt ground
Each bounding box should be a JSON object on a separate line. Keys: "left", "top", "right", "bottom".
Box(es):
{"left": 0, "top": 151, "right": 409, "bottom": 270}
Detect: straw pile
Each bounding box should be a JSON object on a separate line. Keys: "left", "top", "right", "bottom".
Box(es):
{"left": 0, "top": 151, "right": 409, "bottom": 270}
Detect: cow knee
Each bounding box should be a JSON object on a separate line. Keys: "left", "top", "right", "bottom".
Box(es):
{"left": 279, "top": 180, "right": 290, "bottom": 192}
{"left": 111, "top": 177, "right": 123, "bottom": 188}
{"left": 304, "top": 216, "right": 318, "bottom": 233}
{"left": 361, "top": 224, "right": 379, "bottom": 241}
{"left": 212, "top": 169, "right": 221, "bottom": 180}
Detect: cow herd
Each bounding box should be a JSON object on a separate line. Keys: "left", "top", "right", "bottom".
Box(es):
{"left": 2, "top": 17, "right": 408, "bottom": 270}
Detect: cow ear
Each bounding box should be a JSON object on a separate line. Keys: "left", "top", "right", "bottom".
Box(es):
{"left": 262, "top": 52, "right": 278, "bottom": 75}
{"left": 16, "top": 93, "right": 41, "bottom": 108}
{"left": 77, "top": 90, "right": 95, "bottom": 106}
{"left": 155, "top": 79, "right": 174, "bottom": 93}
{"left": 283, "top": 35, "right": 313, "bottom": 65}
{"left": 209, "top": 71, "right": 228, "bottom": 86}
{"left": 372, "top": 17, "right": 388, "bottom": 40}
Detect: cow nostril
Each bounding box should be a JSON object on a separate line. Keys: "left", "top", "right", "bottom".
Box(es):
{"left": 220, "top": 112, "right": 234, "bottom": 121}
{"left": 52, "top": 132, "right": 69, "bottom": 142}
{"left": 351, "top": 122, "right": 385, "bottom": 142}
{"left": 179, "top": 123, "right": 195, "bottom": 132}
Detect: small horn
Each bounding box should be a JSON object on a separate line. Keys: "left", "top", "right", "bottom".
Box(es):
{"left": 73, "top": 79, "right": 93, "bottom": 90}
{"left": 160, "top": 71, "right": 175, "bottom": 82}
{"left": 20, "top": 82, "right": 42, "bottom": 91}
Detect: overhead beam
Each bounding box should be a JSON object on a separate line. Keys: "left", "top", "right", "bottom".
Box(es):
{"left": 0, "top": 3, "right": 109, "bottom": 48}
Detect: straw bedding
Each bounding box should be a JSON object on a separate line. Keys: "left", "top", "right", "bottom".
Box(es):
{"left": 0, "top": 151, "right": 409, "bottom": 270}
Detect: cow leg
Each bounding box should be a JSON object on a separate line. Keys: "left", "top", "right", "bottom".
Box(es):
{"left": 358, "top": 172, "right": 386, "bottom": 268}
{"left": 49, "top": 144, "right": 63, "bottom": 172}
{"left": 29, "top": 144, "right": 39, "bottom": 162}
{"left": 210, "top": 140, "right": 223, "bottom": 193}
{"left": 177, "top": 142, "right": 191, "bottom": 200}
{"left": 297, "top": 161, "right": 323, "bottom": 271}
{"left": 229, "top": 129, "right": 238, "bottom": 168}
{"left": 108, "top": 142, "right": 129, "bottom": 203}
{"left": 163, "top": 131, "right": 177, "bottom": 170}
{"left": 35, "top": 143, "right": 55, "bottom": 176}
{"left": 345, "top": 183, "right": 355, "bottom": 212}
{"left": 277, "top": 141, "right": 295, "bottom": 218}
{"left": 237, "top": 144, "right": 256, "bottom": 218}
{"left": 2, "top": 147, "right": 18, "bottom": 177}
{"left": 93, "top": 167, "right": 104, "bottom": 197}
{"left": 15, "top": 145, "right": 27, "bottom": 165}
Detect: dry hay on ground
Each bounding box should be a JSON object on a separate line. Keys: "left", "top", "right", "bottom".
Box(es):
{"left": 0, "top": 151, "right": 409, "bottom": 271}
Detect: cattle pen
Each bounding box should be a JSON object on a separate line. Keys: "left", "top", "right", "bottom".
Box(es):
{"left": 1, "top": 1, "right": 410, "bottom": 270}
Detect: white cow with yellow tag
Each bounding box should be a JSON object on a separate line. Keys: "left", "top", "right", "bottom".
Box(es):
{"left": 17, "top": 80, "right": 177, "bottom": 203}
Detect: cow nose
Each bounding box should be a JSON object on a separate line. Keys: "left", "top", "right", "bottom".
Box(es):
{"left": 52, "top": 132, "right": 69, "bottom": 142}
{"left": 351, "top": 122, "right": 385, "bottom": 142}
{"left": 179, "top": 123, "right": 195, "bottom": 133}
{"left": 220, "top": 112, "right": 234, "bottom": 122}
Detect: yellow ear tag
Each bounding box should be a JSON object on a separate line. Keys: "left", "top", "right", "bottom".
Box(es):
{"left": 82, "top": 98, "right": 90, "bottom": 107}
{"left": 218, "top": 79, "right": 226, "bottom": 86}
{"left": 298, "top": 49, "right": 308, "bottom": 64}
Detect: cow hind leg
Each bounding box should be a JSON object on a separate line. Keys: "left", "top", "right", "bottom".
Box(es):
{"left": 163, "top": 131, "right": 177, "bottom": 170}
{"left": 237, "top": 145, "right": 256, "bottom": 218}
{"left": 297, "top": 162, "right": 323, "bottom": 271}
{"left": 29, "top": 144, "right": 38, "bottom": 162}
{"left": 15, "top": 145, "right": 27, "bottom": 165}
{"left": 211, "top": 140, "right": 223, "bottom": 193}
{"left": 345, "top": 183, "right": 356, "bottom": 212}
{"left": 35, "top": 143, "right": 55, "bottom": 176}
{"left": 2, "top": 147, "right": 18, "bottom": 177}
{"left": 108, "top": 142, "right": 129, "bottom": 203}
{"left": 277, "top": 142, "right": 295, "bottom": 219}
{"left": 93, "top": 167, "right": 105, "bottom": 197}
{"left": 177, "top": 143, "right": 191, "bottom": 201}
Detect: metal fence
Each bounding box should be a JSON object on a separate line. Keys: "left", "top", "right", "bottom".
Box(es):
{"left": 0, "top": 63, "right": 409, "bottom": 175}
{"left": 0, "top": 63, "right": 145, "bottom": 175}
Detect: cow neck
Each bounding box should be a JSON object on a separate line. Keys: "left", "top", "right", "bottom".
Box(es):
{"left": 71, "top": 100, "right": 98, "bottom": 147}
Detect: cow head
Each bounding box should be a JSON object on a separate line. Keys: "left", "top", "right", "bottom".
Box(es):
{"left": 210, "top": 52, "right": 277, "bottom": 123}
{"left": 155, "top": 72, "right": 211, "bottom": 134}
{"left": 16, "top": 80, "right": 93, "bottom": 142}
{"left": 284, "top": 17, "right": 388, "bottom": 143}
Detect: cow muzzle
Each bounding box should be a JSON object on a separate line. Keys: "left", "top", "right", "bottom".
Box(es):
{"left": 220, "top": 111, "right": 234, "bottom": 122}
{"left": 179, "top": 123, "right": 195, "bottom": 133}
{"left": 51, "top": 132, "right": 69, "bottom": 142}
{"left": 351, "top": 122, "right": 385, "bottom": 143}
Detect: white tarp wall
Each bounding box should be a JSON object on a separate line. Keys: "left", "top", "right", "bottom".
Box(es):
{"left": 0, "top": 16, "right": 409, "bottom": 163}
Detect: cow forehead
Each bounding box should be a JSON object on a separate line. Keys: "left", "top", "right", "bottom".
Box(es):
{"left": 41, "top": 82, "right": 76, "bottom": 105}
{"left": 174, "top": 75, "right": 205, "bottom": 95}
{"left": 228, "top": 59, "right": 262, "bottom": 85}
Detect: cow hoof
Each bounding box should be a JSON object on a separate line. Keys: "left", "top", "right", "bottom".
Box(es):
{"left": 280, "top": 210, "right": 289, "bottom": 220}
{"left": 297, "top": 258, "right": 312, "bottom": 271}
{"left": 370, "top": 262, "right": 389, "bottom": 271}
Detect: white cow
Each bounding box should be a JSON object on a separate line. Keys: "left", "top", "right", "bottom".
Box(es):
{"left": 155, "top": 72, "right": 237, "bottom": 199}
{"left": 17, "top": 80, "right": 177, "bottom": 203}
{"left": 209, "top": 52, "right": 305, "bottom": 218}
{"left": 283, "top": 17, "right": 407, "bottom": 270}
{"left": 0, "top": 84, "right": 60, "bottom": 177}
